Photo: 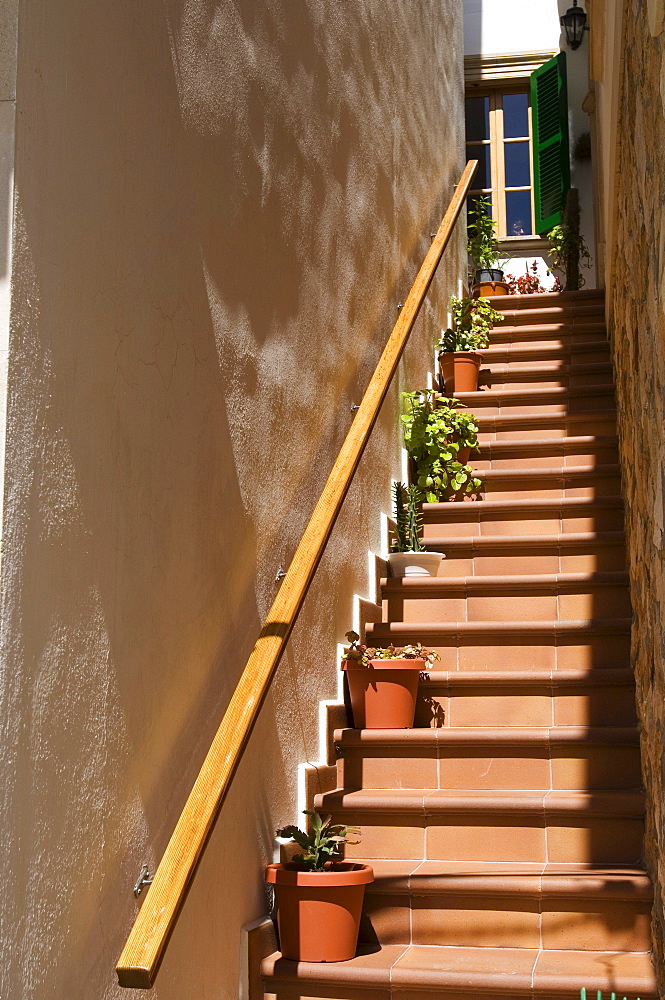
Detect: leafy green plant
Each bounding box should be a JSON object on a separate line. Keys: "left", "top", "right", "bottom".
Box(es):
{"left": 547, "top": 222, "right": 592, "bottom": 290}
{"left": 343, "top": 631, "right": 440, "bottom": 668}
{"left": 276, "top": 811, "right": 360, "bottom": 871}
{"left": 437, "top": 296, "right": 504, "bottom": 352}
{"left": 392, "top": 482, "right": 424, "bottom": 553}
{"left": 467, "top": 196, "right": 502, "bottom": 273}
{"left": 401, "top": 390, "right": 482, "bottom": 502}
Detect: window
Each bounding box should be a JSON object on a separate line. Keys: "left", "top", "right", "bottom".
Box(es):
{"left": 465, "top": 89, "right": 535, "bottom": 239}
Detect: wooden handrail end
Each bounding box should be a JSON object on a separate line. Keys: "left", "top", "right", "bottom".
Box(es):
{"left": 116, "top": 965, "right": 154, "bottom": 990}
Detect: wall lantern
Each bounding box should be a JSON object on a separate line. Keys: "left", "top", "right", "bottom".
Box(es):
{"left": 560, "top": 0, "right": 588, "bottom": 49}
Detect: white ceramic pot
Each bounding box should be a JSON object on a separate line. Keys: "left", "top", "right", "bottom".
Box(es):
{"left": 388, "top": 551, "right": 444, "bottom": 577}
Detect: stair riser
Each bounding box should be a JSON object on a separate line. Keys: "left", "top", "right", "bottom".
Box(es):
{"left": 490, "top": 327, "right": 607, "bottom": 349}
{"left": 462, "top": 394, "right": 615, "bottom": 419}
{"left": 334, "top": 814, "right": 644, "bottom": 865}
{"left": 423, "top": 508, "right": 625, "bottom": 539}
{"left": 494, "top": 307, "right": 605, "bottom": 326}
{"left": 338, "top": 746, "right": 641, "bottom": 793}
{"left": 484, "top": 346, "right": 611, "bottom": 366}
{"left": 415, "top": 685, "right": 638, "bottom": 729}
{"left": 361, "top": 894, "right": 652, "bottom": 952}
{"left": 384, "top": 588, "right": 632, "bottom": 624}
{"left": 436, "top": 548, "right": 626, "bottom": 577}
{"left": 472, "top": 446, "right": 619, "bottom": 471}
{"left": 478, "top": 415, "right": 617, "bottom": 442}
{"left": 480, "top": 474, "right": 621, "bottom": 502}
{"left": 481, "top": 371, "right": 613, "bottom": 391}
{"left": 367, "top": 635, "right": 631, "bottom": 671}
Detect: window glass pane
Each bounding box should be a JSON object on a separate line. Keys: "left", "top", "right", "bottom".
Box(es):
{"left": 467, "top": 193, "right": 493, "bottom": 224}
{"left": 504, "top": 141, "right": 531, "bottom": 187}
{"left": 466, "top": 144, "right": 491, "bottom": 189}
{"left": 465, "top": 96, "right": 490, "bottom": 141}
{"left": 503, "top": 93, "right": 529, "bottom": 138}
{"left": 505, "top": 190, "right": 533, "bottom": 237}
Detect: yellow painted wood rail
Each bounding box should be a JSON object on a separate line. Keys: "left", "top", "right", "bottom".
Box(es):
{"left": 116, "top": 159, "right": 478, "bottom": 989}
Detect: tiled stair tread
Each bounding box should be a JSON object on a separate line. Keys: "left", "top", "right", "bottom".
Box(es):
{"left": 335, "top": 727, "right": 640, "bottom": 747}
{"left": 315, "top": 788, "right": 645, "bottom": 816}
{"left": 424, "top": 667, "right": 635, "bottom": 686}
{"left": 424, "top": 531, "right": 625, "bottom": 551}
{"left": 455, "top": 385, "right": 615, "bottom": 404}
{"left": 422, "top": 496, "right": 624, "bottom": 516}
{"left": 262, "top": 945, "right": 656, "bottom": 996}
{"left": 364, "top": 858, "right": 652, "bottom": 898}
{"left": 368, "top": 618, "right": 632, "bottom": 636}
{"left": 380, "top": 571, "right": 629, "bottom": 591}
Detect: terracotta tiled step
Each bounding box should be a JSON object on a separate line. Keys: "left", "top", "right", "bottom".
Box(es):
{"left": 492, "top": 301, "right": 606, "bottom": 326}
{"left": 414, "top": 667, "right": 637, "bottom": 729}
{"left": 482, "top": 340, "right": 610, "bottom": 366}
{"left": 381, "top": 571, "right": 631, "bottom": 623}
{"left": 335, "top": 727, "right": 641, "bottom": 792}
{"left": 472, "top": 436, "right": 618, "bottom": 471}
{"left": 491, "top": 288, "right": 605, "bottom": 311}
{"left": 479, "top": 361, "right": 614, "bottom": 392}
{"left": 424, "top": 530, "right": 626, "bottom": 577}
{"left": 366, "top": 619, "right": 631, "bottom": 670}
{"left": 454, "top": 385, "right": 616, "bottom": 417}
{"left": 262, "top": 944, "right": 657, "bottom": 999}
{"left": 359, "top": 859, "right": 652, "bottom": 952}
{"left": 314, "top": 787, "right": 645, "bottom": 864}
{"left": 476, "top": 410, "right": 617, "bottom": 443}
{"left": 421, "top": 497, "right": 624, "bottom": 538}
{"left": 488, "top": 322, "right": 607, "bottom": 349}
{"left": 476, "top": 464, "right": 621, "bottom": 501}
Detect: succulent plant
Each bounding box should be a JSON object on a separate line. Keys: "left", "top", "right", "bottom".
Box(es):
{"left": 342, "top": 631, "right": 440, "bottom": 668}
{"left": 276, "top": 811, "right": 360, "bottom": 871}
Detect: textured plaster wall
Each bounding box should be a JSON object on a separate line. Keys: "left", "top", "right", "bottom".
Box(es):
{"left": 610, "top": 0, "right": 665, "bottom": 989}
{"left": 0, "top": 1, "right": 464, "bottom": 998}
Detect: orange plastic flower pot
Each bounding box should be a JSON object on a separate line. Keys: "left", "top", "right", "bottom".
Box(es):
{"left": 265, "top": 862, "right": 374, "bottom": 962}
{"left": 439, "top": 352, "right": 482, "bottom": 394}
{"left": 343, "top": 658, "right": 426, "bottom": 728}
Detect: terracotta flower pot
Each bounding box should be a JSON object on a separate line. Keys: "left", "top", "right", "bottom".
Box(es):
{"left": 388, "top": 551, "right": 444, "bottom": 577}
{"left": 439, "top": 351, "right": 482, "bottom": 394}
{"left": 266, "top": 861, "right": 374, "bottom": 962}
{"left": 342, "top": 658, "right": 426, "bottom": 728}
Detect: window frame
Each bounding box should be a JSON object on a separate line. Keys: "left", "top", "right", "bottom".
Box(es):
{"left": 465, "top": 84, "right": 537, "bottom": 240}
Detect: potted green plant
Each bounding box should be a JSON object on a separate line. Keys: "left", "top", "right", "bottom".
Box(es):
{"left": 388, "top": 482, "right": 444, "bottom": 577}
{"left": 266, "top": 811, "right": 373, "bottom": 963}
{"left": 402, "top": 390, "right": 482, "bottom": 502}
{"left": 437, "top": 296, "right": 504, "bottom": 393}
{"left": 547, "top": 221, "right": 592, "bottom": 291}
{"left": 467, "top": 196, "right": 509, "bottom": 295}
{"left": 341, "top": 631, "right": 440, "bottom": 728}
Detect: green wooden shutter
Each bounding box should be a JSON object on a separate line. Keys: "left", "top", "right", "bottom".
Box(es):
{"left": 531, "top": 52, "right": 570, "bottom": 234}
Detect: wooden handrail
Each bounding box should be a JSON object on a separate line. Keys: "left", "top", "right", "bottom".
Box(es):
{"left": 116, "top": 159, "right": 478, "bottom": 989}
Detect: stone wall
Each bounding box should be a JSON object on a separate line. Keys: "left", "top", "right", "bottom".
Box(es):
{"left": 610, "top": 1, "right": 665, "bottom": 988}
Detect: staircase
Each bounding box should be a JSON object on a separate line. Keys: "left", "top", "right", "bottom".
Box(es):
{"left": 262, "top": 289, "right": 658, "bottom": 1000}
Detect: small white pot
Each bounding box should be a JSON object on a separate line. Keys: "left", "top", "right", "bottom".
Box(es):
{"left": 388, "top": 551, "right": 444, "bottom": 578}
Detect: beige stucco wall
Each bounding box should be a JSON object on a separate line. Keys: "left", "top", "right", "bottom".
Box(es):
{"left": 607, "top": 0, "right": 665, "bottom": 989}
{"left": 0, "top": 1, "right": 464, "bottom": 998}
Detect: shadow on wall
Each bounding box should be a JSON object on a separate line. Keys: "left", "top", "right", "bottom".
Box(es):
{"left": 3, "top": 0, "right": 464, "bottom": 996}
